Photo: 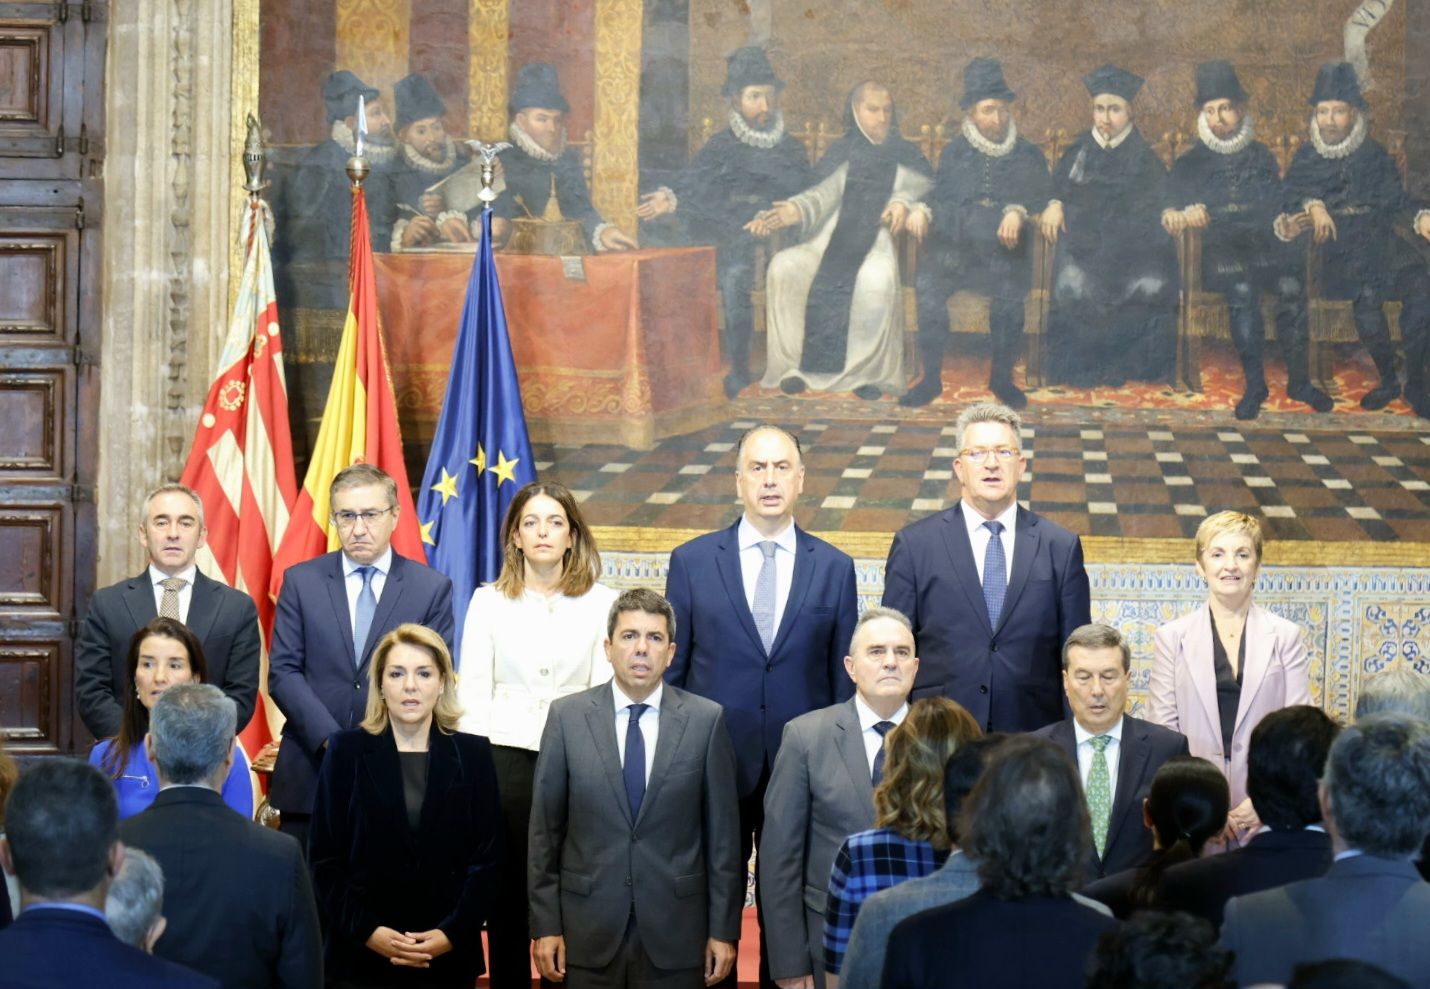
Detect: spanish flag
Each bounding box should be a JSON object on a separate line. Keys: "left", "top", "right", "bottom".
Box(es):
{"left": 270, "top": 175, "right": 423, "bottom": 596}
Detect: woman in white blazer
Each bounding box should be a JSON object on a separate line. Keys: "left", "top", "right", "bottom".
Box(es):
{"left": 456, "top": 481, "right": 618, "bottom": 988}
{"left": 1150, "top": 511, "right": 1311, "bottom": 847}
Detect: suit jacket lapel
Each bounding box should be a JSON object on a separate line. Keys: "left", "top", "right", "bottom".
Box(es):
{"left": 714, "top": 524, "right": 767, "bottom": 656}
{"left": 1233, "top": 605, "right": 1274, "bottom": 734}
{"left": 326, "top": 555, "right": 358, "bottom": 667}
{"left": 1108, "top": 719, "right": 1150, "bottom": 853}
{"left": 636, "top": 689, "right": 689, "bottom": 827}
{"left": 770, "top": 527, "right": 814, "bottom": 658}
{"left": 941, "top": 506, "right": 993, "bottom": 636}
{"left": 585, "top": 684, "right": 634, "bottom": 828}
{"left": 362, "top": 554, "right": 408, "bottom": 671}
{"left": 184, "top": 571, "right": 220, "bottom": 641}
{"left": 834, "top": 698, "right": 875, "bottom": 803}
{"left": 123, "top": 573, "right": 158, "bottom": 630}
{"left": 1186, "top": 604, "right": 1222, "bottom": 743}
{"left": 360, "top": 728, "right": 415, "bottom": 849}
{"left": 995, "top": 509, "right": 1039, "bottom": 636}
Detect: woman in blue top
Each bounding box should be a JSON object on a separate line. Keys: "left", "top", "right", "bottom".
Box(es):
{"left": 89, "top": 617, "right": 252, "bottom": 820}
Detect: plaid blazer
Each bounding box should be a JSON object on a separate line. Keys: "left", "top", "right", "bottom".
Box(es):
{"left": 823, "top": 827, "right": 948, "bottom": 974}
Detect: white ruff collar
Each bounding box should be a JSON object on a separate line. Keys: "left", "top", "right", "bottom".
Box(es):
{"left": 402, "top": 137, "right": 459, "bottom": 174}
{"left": 331, "top": 120, "right": 396, "bottom": 165}
{"left": 729, "top": 108, "right": 787, "bottom": 149}
{"left": 1309, "top": 113, "right": 1367, "bottom": 159}
{"left": 1197, "top": 112, "right": 1256, "bottom": 155}
{"left": 1092, "top": 123, "right": 1133, "bottom": 150}
{"left": 962, "top": 116, "right": 1018, "bottom": 158}
{"left": 509, "top": 121, "right": 565, "bottom": 162}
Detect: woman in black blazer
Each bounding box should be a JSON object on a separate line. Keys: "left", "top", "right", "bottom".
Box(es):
{"left": 310, "top": 622, "right": 502, "bottom": 988}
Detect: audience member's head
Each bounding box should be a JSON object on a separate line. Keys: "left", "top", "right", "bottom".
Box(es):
{"left": 844, "top": 607, "right": 918, "bottom": 718}
{"left": 1288, "top": 959, "right": 1410, "bottom": 989}
{"left": 1322, "top": 713, "right": 1430, "bottom": 858}
{"left": 942, "top": 733, "right": 1008, "bottom": 845}
{"left": 1247, "top": 705, "right": 1340, "bottom": 830}
{"left": 1129, "top": 756, "right": 1229, "bottom": 907}
{"left": 874, "top": 697, "right": 981, "bottom": 849}
{"left": 104, "top": 847, "right": 166, "bottom": 952}
{"left": 146, "top": 684, "right": 237, "bottom": 787}
{"left": 959, "top": 735, "right": 1090, "bottom": 898}
{"left": 1354, "top": 669, "right": 1430, "bottom": 723}
{"left": 1085, "top": 910, "right": 1233, "bottom": 989}
{"left": 0, "top": 759, "right": 122, "bottom": 908}
{"left": 102, "top": 617, "right": 209, "bottom": 780}
{"left": 362, "top": 623, "right": 463, "bottom": 735}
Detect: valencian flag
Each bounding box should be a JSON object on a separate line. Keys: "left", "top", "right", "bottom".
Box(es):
{"left": 417, "top": 209, "right": 536, "bottom": 654}
{"left": 180, "top": 200, "right": 297, "bottom": 759}
{"left": 271, "top": 167, "right": 423, "bottom": 596}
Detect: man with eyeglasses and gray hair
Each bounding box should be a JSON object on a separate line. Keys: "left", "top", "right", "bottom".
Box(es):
{"left": 269, "top": 463, "right": 454, "bottom": 851}
{"left": 883, "top": 402, "right": 1089, "bottom": 733}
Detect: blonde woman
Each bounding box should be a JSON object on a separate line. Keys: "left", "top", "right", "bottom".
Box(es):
{"left": 1150, "top": 511, "right": 1311, "bottom": 847}
{"left": 310, "top": 623, "right": 501, "bottom": 988}
{"left": 456, "top": 480, "right": 618, "bottom": 988}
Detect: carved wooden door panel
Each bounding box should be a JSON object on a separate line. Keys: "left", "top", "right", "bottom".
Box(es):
{"left": 0, "top": 0, "right": 104, "bottom": 756}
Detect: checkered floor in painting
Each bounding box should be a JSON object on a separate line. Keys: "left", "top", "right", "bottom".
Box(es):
{"left": 532, "top": 404, "right": 1430, "bottom": 542}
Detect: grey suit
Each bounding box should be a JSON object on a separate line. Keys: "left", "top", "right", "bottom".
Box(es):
{"left": 529, "top": 681, "right": 743, "bottom": 980}
{"left": 1222, "top": 854, "right": 1430, "bottom": 989}
{"left": 759, "top": 697, "right": 878, "bottom": 986}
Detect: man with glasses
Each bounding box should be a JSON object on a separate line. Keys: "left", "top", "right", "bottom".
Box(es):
{"left": 268, "top": 463, "right": 453, "bottom": 850}
{"left": 882, "top": 402, "right": 1089, "bottom": 732}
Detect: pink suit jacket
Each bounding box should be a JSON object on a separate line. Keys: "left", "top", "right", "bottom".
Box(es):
{"left": 1149, "top": 602, "right": 1311, "bottom": 809}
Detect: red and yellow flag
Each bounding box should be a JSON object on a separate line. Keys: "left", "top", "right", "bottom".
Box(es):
{"left": 270, "top": 178, "right": 423, "bottom": 597}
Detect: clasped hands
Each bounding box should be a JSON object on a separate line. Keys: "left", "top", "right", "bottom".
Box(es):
{"left": 366, "top": 926, "right": 452, "bottom": 968}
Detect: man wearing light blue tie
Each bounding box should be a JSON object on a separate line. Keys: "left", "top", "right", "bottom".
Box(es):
{"left": 882, "top": 402, "right": 1090, "bottom": 733}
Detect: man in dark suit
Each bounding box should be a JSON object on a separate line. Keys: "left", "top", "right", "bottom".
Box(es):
{"left": 1033, "top": 624, "right": 1189, "bottom": 880}
{"left": 759, "top": 606, "right": 918, "bottom": 989}
{"left": 666, "top": 424, "right": 857, "bottom": 987}
{"left": 1160, "top": 705, "right": 1339, "bottom": 926}
{"left": 267, "top": 463, "right": 454, "bottom": 849}
{"left": 883, "top": 402, "right": 1090, "bottom": 732}
{"left": 0, "top": 758, "right": 218, "bottom": 988}
{"left": 120, "top": 684, "right": 322, "bottom": 988}
{"left": 1223, "top": 714, "right": 1430, "bottom": 989}
{"left": 529, "top": 588, "right": 743, "bottom": 987}
{"left": 76, "top": 483, "right": 261, "bottom": 740}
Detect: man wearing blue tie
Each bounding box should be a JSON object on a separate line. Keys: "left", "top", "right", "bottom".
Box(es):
{"left": 267, "top": 463, "right": 454, "bottom": 851}
{"left": 666, "top": 424, "right": 858, "bottom": 987}
{"left": 882, "top": 403, "right": 1090, "bottom": 732}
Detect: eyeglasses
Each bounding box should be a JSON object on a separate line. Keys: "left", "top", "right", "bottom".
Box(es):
{"left": 332, "top": 508, "right": 393, "bottom": 529}
{"left": 960, "top": 447, "right": 1020, "bottom": 464}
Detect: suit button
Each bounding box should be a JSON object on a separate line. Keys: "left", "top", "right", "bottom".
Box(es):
{"left": 765, "top": 663, "right": 773, "bottom": 673}
{"left": 979, "top": 685, "right": 989, "bottom": 695}
{"left": 540, "top": 668, "right": 550, "bottom": 677}
{"left": 624, "top": 876, "right": 633, "bottom": 886}
{"left": 990, "top": 643, "right": 998, "bottom": 652}
{"left": 354, "top": 681, "right": 361, "bottom": 689}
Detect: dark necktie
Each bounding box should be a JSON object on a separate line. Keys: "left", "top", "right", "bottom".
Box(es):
{"left": 352, "top": 565, "right": 376, "bottom": 666}
{"left": 982, "top": 520, "right": 1007, "bottom": 626}
{"left": 871, "top": 720, "right": 896, "bottom": 785}
{"left": 624, "top": 703, "right": 649, "bottom": 820}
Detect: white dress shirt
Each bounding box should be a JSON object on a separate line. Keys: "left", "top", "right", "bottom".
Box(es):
{"left": 613, "top": 680, "right": 662, "bottom": 786}
{"left": 342, "top": 546, "right": 392, "bottom": 628}
{"left": 148, "top": 564, "right": 197, "bottom": 623}
{"left": 737, "top": 515, "right": 797, "bottom": 634}
{"left": 854, "top": 694, "right": 909, "bottom": 775}
{"left": 456, "top": 581, "right": 619, "bottom": 750}
{"left": 1074, "top": 715, "right": 1124, "bottom": 806}
{"left": 962, "top": 500, "right": 1018, "bottom": 585}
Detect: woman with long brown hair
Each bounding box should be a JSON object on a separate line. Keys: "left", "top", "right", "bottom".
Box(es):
{"left": 87, "top": 617, "right": 252, "bottom": 820}
{"left": 455, "top": 480, "right": 617, "bottom": 988}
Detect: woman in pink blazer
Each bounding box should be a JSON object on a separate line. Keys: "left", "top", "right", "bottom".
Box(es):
{"left": 1150, "top": 511, "right": 1311, "bottom": 846}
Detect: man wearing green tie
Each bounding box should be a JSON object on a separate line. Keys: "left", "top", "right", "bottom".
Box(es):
{"left": 1033, "top": 624, "right": 1189, "bottom": 880}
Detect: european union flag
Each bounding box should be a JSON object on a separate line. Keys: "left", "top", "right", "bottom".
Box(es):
{"left": 417, "top": 210, "right": 535, "bottom": 657}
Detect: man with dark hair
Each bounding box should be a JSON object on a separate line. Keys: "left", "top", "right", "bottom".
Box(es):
{"left": 120, "top": 684, "right": 322, "bottom": 988}
{"left": 666, "top": 423, "right": 856, "bottom": 988}
{"left": 1222, "top": 714, "right": 1430, "bottom": 988}
{"left": 389, "top": 72, "right": 473, "bottom": 250}
{"left": 75, "top": 482, "right": 261, "bottom": 739}
{"left": 760, "top": 607, "right": 918, "bottom": 989}
{"left": 1085, "top": 911, "right": 1233, "bottom": 989}
{"left": 529, "top": 588, "right": 743, "bottom": 987}
{"left": 881, "top": 735, "right": 1116, "bottom": 989}
{"left": 1163, "top": 60, "right": 1332, "bottom": 419}
{"left": 636, "top": 47, "right": 812, "bottom": 397}
{"left": 903, "top": 58, "right": 1052, "bottom": 408}
{"left": 268, "top": 462, "right": 454, "bottom": 849}
{"left": 1034, "top": 623, "right": 1189, "bottom": 880}
{"left": 0, "top": 759, "right": 217, "bottom": 988}
{"left": 1160, "top": 704, "right": 1339, "bottom": 926}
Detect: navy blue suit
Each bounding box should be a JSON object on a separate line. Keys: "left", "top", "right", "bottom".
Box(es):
{"left": 882, "top": 503, "right": 1090, "bottom": 732}
{"left": 0, "top": 907, "right": 219, "bottom": 988}
{"left": 267, "top": 550, "right": 453, "bottom": 816}
{"left": 665, "top": 522, "right": 858, "bottom": 798}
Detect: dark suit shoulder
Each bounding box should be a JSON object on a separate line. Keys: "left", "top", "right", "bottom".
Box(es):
{"left": 893, "top": 505, "right": 959, "bottom": 541}
{"left": 1030, "top": 718, "right": 1075, "bottom": 743}
{"left": 670, "top": 524, "right": 735, "bottom": 559}
{"left": 282, "top": 550, "right": 343, "bottom": 583}
{"left": 1124, "top": 714, "right": 1188, "bottom": 751}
